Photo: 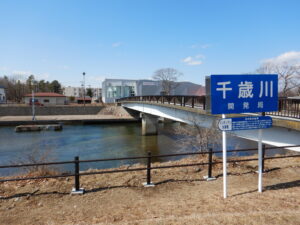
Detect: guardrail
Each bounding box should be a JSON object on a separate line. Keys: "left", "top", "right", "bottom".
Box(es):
{"left": 117, "top": 96, "right": 300, "bottom": 119}
{"left": 117, "top": 95, "right": 206, "bottom": 110}
{"left": 0, "top": 145, "right": 299, "bottom": 194}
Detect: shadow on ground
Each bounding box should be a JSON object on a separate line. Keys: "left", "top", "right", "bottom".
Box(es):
{"left": 1, "top": 171, "right": 299, "bottom": 200}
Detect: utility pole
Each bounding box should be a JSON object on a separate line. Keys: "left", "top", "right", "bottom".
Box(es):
{"left": 83, "top": 72, "right": 86, "bottom": 107}
{"left": 32, "top": 88, "right": 36, "bottom": 121}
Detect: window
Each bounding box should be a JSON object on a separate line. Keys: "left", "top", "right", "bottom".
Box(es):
{"left": 124, "top": 86, "right": 135, "bottom": 97}
{"left": 107, "top": 86, "right": 121, "bottom": 98}
{"left": 43, "top": 99, "right": 50, "bottom": 103}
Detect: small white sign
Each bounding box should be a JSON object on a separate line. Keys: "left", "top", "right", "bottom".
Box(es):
{"left": 218, "top": 116, "right": 272, "bottom": 131}
{"left": 218, "top": 118, "right": 232, "bottom": 131}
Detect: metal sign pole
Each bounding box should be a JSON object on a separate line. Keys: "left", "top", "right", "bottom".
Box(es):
{"left": 222, "top": 114, "right": 227, "bottom": 198}
{"left": 210, "top": 74, "right": 278, "bottom": 198}
{"left": 258, "top": 128, "right": 263, "bottom": 192}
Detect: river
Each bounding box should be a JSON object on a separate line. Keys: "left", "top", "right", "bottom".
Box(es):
{"left": 0, "top": 123, "right": 284, "bottom": 176}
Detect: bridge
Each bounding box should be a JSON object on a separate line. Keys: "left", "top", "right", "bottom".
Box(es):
{"left": 117, "top": 95, "right": 300, "bottom": 152}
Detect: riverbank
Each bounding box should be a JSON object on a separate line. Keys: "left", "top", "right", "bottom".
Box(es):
{"left": 0, "top": 115, "right": 139, "bottom": 125}
{"left": 0, "top": 105, "right": 140, "bottom": 125}
{"left": 0, "top": 154, "right": 299, "bottom": 225}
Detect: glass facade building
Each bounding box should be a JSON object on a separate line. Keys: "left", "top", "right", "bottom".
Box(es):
{"left": 102, "top": 79, "right": 205, "bottom": 103}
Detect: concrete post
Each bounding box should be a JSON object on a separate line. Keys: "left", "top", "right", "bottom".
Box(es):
{"left": 142, "top": 113, "right": 158, "bottom": 135}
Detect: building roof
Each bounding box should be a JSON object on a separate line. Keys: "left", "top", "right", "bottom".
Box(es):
{"left": 24, "top": 92, "right": 66, "bottom": 97}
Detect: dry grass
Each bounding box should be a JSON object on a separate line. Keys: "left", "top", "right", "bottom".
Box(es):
{"left": 0, "top": 155, "right": 299, "bottom": 225}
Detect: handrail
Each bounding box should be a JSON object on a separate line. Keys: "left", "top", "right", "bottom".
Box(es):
{"left": 1, "top": 145, "right": 299, "bottom": 169}
{"left": 117, "top": 95, "right": 300, "bottom": 119}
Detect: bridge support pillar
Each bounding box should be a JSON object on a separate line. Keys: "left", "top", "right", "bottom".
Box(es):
{"left": 142, "top": 113, "right": 158, "bottom": 135}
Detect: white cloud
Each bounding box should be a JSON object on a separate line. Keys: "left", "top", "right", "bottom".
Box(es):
{"left": 262, "top": 51, "right": 300, "bottom": 65}
{"left": 182, "top": 55, "right": 204, "bottom": 66}
{"left": 190, "top": 43, "right": 211, "bottom": 49}
{"left": 112, "top": 42, "right": 122, "bottom": 48}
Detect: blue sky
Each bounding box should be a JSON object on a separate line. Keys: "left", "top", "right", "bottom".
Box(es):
{"left": 0, "top": 0, "right": 300, "bottom": 87}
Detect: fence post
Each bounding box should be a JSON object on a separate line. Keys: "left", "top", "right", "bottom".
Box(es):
{"left": 143, "top": 151, "right": 155, "bottom": 187}
{"left": 71, "top": 156, "right": 85, "bottom": 194}
{"left": 262, "top": 144, "right": 266, "bottom": 173}
{"left": 203, "top": 148, "right": 216, "bottom": 181}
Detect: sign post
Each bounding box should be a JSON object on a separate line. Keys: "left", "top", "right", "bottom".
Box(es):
{"left": 222, "top": 114, "right": 227, "bottom": 198}
{"left": 209, "top": 74, "right": 278, "bottom": 198}
{"left": 218, "top": 115, "right": 272, "bottom": 193}
{"left": 258, "top": 128, "right": 263, "bottom": 192}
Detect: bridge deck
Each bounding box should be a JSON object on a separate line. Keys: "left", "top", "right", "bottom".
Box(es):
{"left": 118, "top": 96, "right": 300, "bottom": 152}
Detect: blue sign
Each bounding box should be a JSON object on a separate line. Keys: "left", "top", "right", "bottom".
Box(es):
{"left": 210, "top": 74, "right": 278, "bottom": 114}
{"left": 218, "top": 116, "right": 272, "bottom": 131}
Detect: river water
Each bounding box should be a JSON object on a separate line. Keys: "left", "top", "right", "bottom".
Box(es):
{"left": 0, "top": 123, "right": 282, "bottom": 176}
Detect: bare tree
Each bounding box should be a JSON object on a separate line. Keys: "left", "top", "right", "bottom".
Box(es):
{"left": 152, "top": 68, "right": 182, "bottom": 95}
{"left": 0, "top": 75, "right": 28, "bottom": 102}
{"left": 257, "top": 62, "right": 300, "bottom": 97}
{"left": 173, "top": 117, "right": 222, "bottom": 153}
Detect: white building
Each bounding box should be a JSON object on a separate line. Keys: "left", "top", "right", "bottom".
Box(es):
{"left": 102, "top": 79, "right": 138, "bottom": 103}
{"left": 24, "top": 92, "right": 67, "bottom": 105}
{"left": 92, "top": 88, "right": 102, "bottom": 100}
{"left": 0, "top": 86, "right": 6, "bottom": 104}
{"left": 63, "top": 86, "right": 84, "bottom": 98}
{"left": 63, "top": 86, "right": 102, "bottom": 102}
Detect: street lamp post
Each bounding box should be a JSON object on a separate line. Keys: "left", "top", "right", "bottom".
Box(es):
{"left": 31, "top": 80, "right": 36, "bottom": 121}
{"left": 83, "top": 72, "right": 86, "bottom": 107}
{"left": 32, "top": 89, "right": 35, "bottom": 121}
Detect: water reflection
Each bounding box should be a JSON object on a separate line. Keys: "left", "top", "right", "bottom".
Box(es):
{"left": 0, "top": 122, "right": 287, "bottom": 176}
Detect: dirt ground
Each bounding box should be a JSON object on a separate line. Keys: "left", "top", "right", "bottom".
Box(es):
{"left": 0, "top": 155, "right": 299, "bottom": 225}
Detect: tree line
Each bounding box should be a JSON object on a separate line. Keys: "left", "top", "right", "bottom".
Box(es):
{"left": 152, "top": 64, "right": 300, "bottom": 97}
{"left": 1, "top": 62, "right": 299, "bottom": 103}
{"left": 0, "top": 75, "right": 62, "bottom": 102}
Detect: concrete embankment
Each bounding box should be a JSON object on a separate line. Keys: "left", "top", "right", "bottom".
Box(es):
{"left": 0, "top": 105, "right": 140, "bottom": 125}
{"left": 0, "top": 115, "right": 139, "bottom": 126}
{"left": 0, "top": 105, "right": 104, "bottom": 116}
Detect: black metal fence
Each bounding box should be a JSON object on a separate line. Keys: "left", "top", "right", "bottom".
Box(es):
{"left": 117, "top": 95, "right": 300, "bottom": 119}
{"left": 0, "top": 145, "right": 299, "bottom": 193}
